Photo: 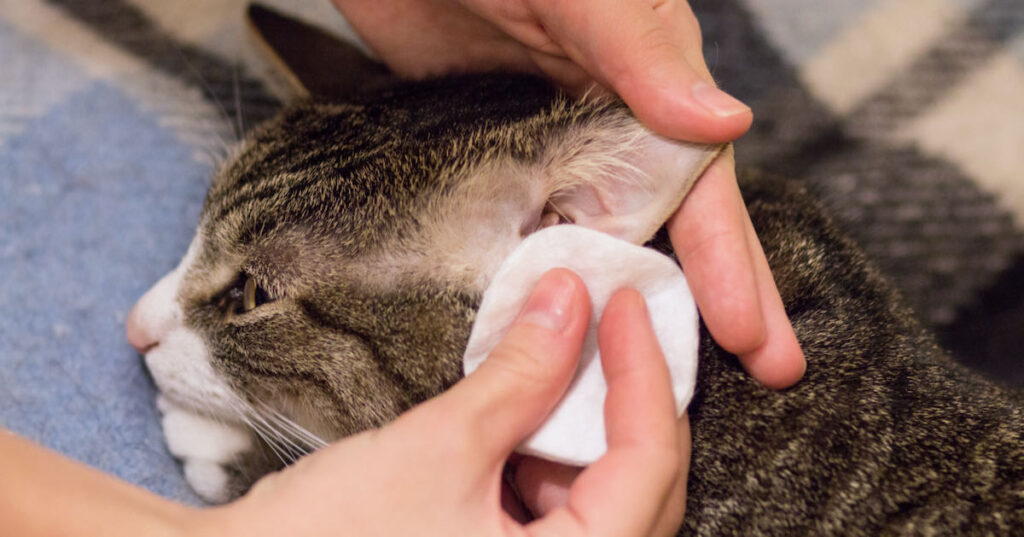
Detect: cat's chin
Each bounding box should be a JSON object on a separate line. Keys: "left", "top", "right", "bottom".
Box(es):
{"left": 156, "top": 395, "right": 255, "bottom": 503}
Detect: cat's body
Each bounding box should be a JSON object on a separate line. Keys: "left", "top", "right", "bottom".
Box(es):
{"left": 685, "top": 176, "right": 1024, "bottom": 534}
{"left": 126, "top": 7, "right": 1024, "bottom": 535}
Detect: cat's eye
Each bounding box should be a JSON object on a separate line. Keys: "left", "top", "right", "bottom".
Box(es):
{"left": 241, "top": 276, "right": 271, "bottom": 313}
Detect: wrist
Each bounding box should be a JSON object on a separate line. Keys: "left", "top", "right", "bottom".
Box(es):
{"left": 107, "top": 495, "right": 199, "bottom": 537}
{"left": 0, "top": 429, "right": 201, "bottom": 537}
{"left": 177, "top": 505, "right": 233, "bottom": 537}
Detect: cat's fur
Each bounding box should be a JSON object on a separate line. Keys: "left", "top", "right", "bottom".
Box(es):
{"left": 129, "top": 6, "right": 1024, "bottom": 535}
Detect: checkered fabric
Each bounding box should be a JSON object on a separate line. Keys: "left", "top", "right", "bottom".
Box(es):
{"left": 1, "top": 0, "right": 1021, "bottom": 501}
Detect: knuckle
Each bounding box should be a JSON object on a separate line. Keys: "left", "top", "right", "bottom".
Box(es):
{"left": 677, "top": 5, "right": 703, "bottom": 47}
{"left": 488, "top": 335, "right": 561, "bottom": 388}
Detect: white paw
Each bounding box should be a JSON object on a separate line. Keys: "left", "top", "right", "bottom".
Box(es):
{"left": 182, "top": 459, "right": 232, "bottom": 503}
{"left": 157, "top": 395, "right": 253, "bottom": 502}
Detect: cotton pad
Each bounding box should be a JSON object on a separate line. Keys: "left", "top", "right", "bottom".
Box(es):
{"left": 462, "top": 225, "right": 699, "bottom": 466}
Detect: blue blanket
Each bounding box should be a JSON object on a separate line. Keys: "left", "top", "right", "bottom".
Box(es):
{"left": 1, "top": 0, "right": 1021, "bottom": 504}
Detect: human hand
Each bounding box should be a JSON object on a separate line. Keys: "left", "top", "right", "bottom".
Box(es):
{"left": 332, "top": 0, "right": 805, "bottom": 388}
{"left": 195, "top": 269, "right": 689, "bottom": 536}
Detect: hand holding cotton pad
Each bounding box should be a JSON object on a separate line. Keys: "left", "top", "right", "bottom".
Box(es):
{"left": 462, "top": 225, "right": 699, "bottom": 466}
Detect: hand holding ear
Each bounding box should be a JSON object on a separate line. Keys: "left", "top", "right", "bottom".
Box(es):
{"left": 331, "top": 0, "right": 805, "bottom": 388}
{"left": 196, "top": 269, "right": 689, "bottom": 537}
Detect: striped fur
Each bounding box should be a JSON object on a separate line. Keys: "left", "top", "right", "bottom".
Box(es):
{"left": 148, "top": 70, "right": 1024, "bottom": 533}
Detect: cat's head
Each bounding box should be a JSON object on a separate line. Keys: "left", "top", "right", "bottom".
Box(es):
{"left": 126, "top": 5, "right": 719, "bottom": 470}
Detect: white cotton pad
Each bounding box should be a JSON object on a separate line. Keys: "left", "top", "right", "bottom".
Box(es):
{"left": 462, "top": 225, "right": 699, "bottom": 466}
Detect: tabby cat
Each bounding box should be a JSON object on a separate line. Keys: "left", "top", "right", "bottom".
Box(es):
{"left": 126, "top": 5, "right": 1024, "bottom": 535}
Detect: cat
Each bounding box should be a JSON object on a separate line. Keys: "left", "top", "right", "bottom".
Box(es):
{"left": 126, "top": 5, "right": 1024, "bottom": 534}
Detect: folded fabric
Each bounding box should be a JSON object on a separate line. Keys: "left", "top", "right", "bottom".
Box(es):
{"left": 463, "top": 225, "right": 698, "bottom": 466}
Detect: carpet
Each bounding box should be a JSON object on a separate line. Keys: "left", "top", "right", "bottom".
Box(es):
{"left": 1, "top": 0, "right": 1021, "bottom": 503}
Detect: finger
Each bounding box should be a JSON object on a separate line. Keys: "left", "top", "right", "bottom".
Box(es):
{"left": 531, "top": 289, "right": 680, "bottom": 537}
{"left": 461, "top": 0, "right": 568, "bottom": 56}
{"left": 335, "top": 0, "right": 539, "bottom": 78}
{"left": 648, "top": 415, "right": 691, "bottom": 537}
{"left": 518, "top": 415, "right": 690, "bottom": 534}
{"left": 669, "top": 150, "right": 768, "bottom": 355}
{"left": 502, "top": 477, "right": 533, "bottom": 524}
{"left": 532, "top": 0, "right": 752, "bottom": 142}
{"left": 515, "top": 456, "right": 579, "bottom": 517}
{"left": 736, "top": 208, "right": 807, "bottom": 388}
{"left": 526, "top": 50, "right": 597, "bottom": 96}
{"left": 423, "top": 268, "right": 591, "bottom": 466}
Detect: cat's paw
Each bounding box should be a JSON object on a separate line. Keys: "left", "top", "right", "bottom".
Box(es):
{"left": 157, "top": 395, "right": 254, "bottom": 503}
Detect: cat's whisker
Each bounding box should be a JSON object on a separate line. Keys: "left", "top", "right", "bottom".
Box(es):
{"left": 255, "top": 401, "right": 328, "bottom": 449}
{"left": 232, "top": 65, "right": 246, "bottom": 138}
{"left": 241, "top": 396, "right": 326, "bottom": 451}
{"left": 175, "top": 47, "right": 241, "bottom": 143}
{"left": 238, "top": 413, "right": 292, "bottom": 466}
{"left": 167, "top": 397, "right": 297, "bottom": 466}
{"left": 240, "top": 408, "right": 295, "bottom": 457}
{"left": 206, "top": 394, "right": 300, "bottom": 465}
{"left": 241, "top": 408, "right": 307, "bottom": 464}
{"left": 169, "top": 49, "right": 240, "bottom": 167}
{"left": 280, "top": 421, "right": 328, "bottom": 450}
{"left": 259, "top": 414, "right": 318, "bottom": 457}
{"left": 235, "top": 396, "right": 314, "bottom": 461}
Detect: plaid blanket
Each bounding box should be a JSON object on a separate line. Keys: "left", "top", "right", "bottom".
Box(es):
{"left": 1, "top": 0, "right": 1021, "bottom": 502}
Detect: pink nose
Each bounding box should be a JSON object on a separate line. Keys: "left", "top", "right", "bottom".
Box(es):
{"left": 126, "top": 302, "right": 159, "bottom": 354}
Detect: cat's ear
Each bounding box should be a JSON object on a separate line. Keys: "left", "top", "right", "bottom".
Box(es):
{"left": 543, "top": 136, "right": 725, "bottom": 245}
{"left": 246, "top": 3, "right": 392, "bottom": 99}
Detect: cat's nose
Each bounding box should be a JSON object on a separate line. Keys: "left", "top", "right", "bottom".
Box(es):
{"left": 125, "top": 270, "right": 184, "bottom": 354}
{"left": 126, "top": 301, "right": 159, "bottom": 354}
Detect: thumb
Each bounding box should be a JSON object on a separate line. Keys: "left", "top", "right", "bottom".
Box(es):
{"left": 534, "top": 0, "right": 751, "bottom": 142}
{"left": 427, "top": 268, "right": 591, "bottom": 466}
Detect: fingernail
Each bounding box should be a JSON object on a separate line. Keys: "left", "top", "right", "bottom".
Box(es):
{"left": 627, "top": 288, "right": 650, "bottom": 317}
{"left": 518, "top": 270, "right": 577, "bottom": 332}
{"left": 691, "top": 82, "right": 750, "bottom": 118}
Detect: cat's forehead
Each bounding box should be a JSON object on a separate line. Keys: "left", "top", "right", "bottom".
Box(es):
{"left": 198, "top": 74, "right": 566, "bottom": 256}
{"left": 200, "top": 102, "right": 423, "bottom": 255}
{"left": 184, "top": 75, "right": 678, "bottom": 298}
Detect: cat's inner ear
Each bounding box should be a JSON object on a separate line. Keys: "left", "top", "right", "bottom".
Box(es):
{"left": 542, "top": 136, "right": 725, "bottom": 245}
{"left": 246, "top": 3, "right": 392, "bottom": 100}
